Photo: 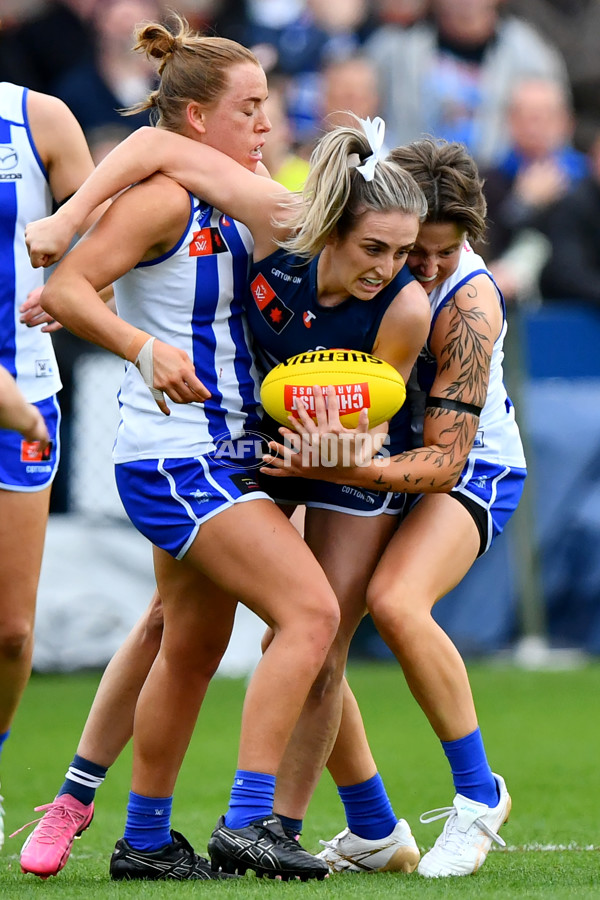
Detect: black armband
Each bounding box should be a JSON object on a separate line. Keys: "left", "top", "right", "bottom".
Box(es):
{"left": 426, "top": 395, "right": 482, "bottom": 417}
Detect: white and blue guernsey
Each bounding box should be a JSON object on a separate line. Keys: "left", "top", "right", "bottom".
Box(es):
{"left": 0, "top": 82, "right": 60, "bottom": 491}
{"left": 0, "top": 82, "right": 60, "bottom": 401}
{"left": 113, "top": 198, "right": 270, "bottom": 559}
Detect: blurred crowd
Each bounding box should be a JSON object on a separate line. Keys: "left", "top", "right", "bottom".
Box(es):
{"left": 2, "top": 0, "right": 600, "bottom": 307}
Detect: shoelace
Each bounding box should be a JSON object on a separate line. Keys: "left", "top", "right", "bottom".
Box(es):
{"left": 269, "top": 826, "right": 304, "bottom": 852}
{"left": 9, "top": 802, "right": 85, "bottom": 842}
{"left": 318, "top": 828, "right": 349, "bottom": 852}
{"left": 267, "top": 824, "right": 310, "bottom": 854}
{"left": 419, "top": 806, "right": 506, "bottom": 850}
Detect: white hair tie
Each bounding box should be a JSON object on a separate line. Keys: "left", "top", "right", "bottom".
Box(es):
{"left": 356, "top": 116, "right": 386, "bottom": 182}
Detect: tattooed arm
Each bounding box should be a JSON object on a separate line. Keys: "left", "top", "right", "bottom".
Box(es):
{"left": 377, "top": 272, "right": 500, "bottom": 492}
{"left": 262, "top": 274, "right": 502, "bottom": 492}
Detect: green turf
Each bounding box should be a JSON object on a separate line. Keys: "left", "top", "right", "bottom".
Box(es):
{"left": 1, "top": 661, "right": 599, "bottom": 898}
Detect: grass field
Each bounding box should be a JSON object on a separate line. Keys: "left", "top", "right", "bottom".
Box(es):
{"left": 1, "top": 660, "right": 599, "bottom": 899}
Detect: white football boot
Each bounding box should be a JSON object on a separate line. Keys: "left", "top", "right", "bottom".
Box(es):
{"left": 417, "top": 773, "right": 511, "bottom": 877}
{"left": 317, "top": 818, "right": 420, "bottom": 873}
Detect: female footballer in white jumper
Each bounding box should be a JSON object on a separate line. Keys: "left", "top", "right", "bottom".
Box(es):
{"left": 19, "top": 17, "right": 342, "bottom": 883}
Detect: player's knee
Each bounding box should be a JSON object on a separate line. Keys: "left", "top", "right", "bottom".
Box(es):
{"left": 367, "top": 584, "right": 413, "bottom": 640}
{"left": 172, "top": 632, "right": 229, "bottom": 679}
{"left": 294, "top": 589, "right": 340, "bottom": 642}
{"left": 0, "top": 618, "right": 33, "bottom": 660}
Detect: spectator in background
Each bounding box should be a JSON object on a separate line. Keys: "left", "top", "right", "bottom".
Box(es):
{"left": 479, "top": 77, "right": 587, "bottom": 304}
{"left": 0, "top": 1, "right": 96, "bottom": 94}
{"left": 364, "top": 0, "right": 569, "bottom": 167}
{"left": 539, "top": 125, "right": 600, "bottom": 306}
{"left": 260, "top": 75, "right": 310, "bottom": 190}
{"left": 506, "top": 0, "right": 600, "bottom": 150}
{"left": 373, "top": 0, "right": 429, "bottom": 27}
{"left": 262, "top": 52, "right": 384, "bottom": 194}
{"left": 233, "top": 0, "right": 377, "bottom": 151}
{"left": 320, "top": 54, "right": 382, "bottom": 130}
{"left": 53, "top": 0, "right": 160, "bottom": 138}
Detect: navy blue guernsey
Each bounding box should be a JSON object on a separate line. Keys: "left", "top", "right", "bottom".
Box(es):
{"left": 247, "top": 248, "right": 415, "bottom": 454}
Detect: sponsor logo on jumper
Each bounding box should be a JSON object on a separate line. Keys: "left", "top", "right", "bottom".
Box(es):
{"left": 230, "top": 472, "right": 261, "bottom": 492}
{"left": 0, "top": 145, "right": 18, "bottom": 171}
{"left": 269, "top": 266, "right": 302, "bottom": 284}
{"left": 189, "top": 226, "right": 228, "bottom": 256}
{"left": 250, "top": 273, "right": 294, "bottom": 333}
{"left": 341, "top": 485, "right": 376, "bottom": 503}
{"left": 303, "top": 310, "right": 316, "bottom": 328}
{"left": 284, "top": 382, "right": 371, "bottom": 417}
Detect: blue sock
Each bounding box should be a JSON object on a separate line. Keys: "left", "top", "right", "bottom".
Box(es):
{"left": 277, "top": 814, "right": 303, "bottom": 837}
{"left": 224, "top": 769, "right": 276, "bottom": 829}
{"left": 58, "top": 753, "right": 108, "bottom": 806}
{"left": 338, "top": 773, "right": 397, "bottom": 840}
{"left": 123, "top": 791, "right": 173, "bottom": 851}
{"left": 442, "top": 727, "right": 498, "bottom": 807}
{"left": 0, "top": 729, "right": 10, "bottom": 762}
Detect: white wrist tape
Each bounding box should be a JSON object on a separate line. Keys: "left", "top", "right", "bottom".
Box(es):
{"left": 135, "top": 337, "right": 167, "bottom": 406}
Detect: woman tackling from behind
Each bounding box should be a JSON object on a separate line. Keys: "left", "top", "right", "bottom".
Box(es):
{"left": 17, "top": 16, "right": 343, "bottom": 882}
{"left": 17, "top": 14, "right": 429, "bottom": 881}
{"left": 262, "top": 138, "right": 527, "bottom": 879}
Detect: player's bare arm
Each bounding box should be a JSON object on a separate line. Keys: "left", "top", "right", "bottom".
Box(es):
{"left": 40, "top": 177, "right": 210, "bottom": 412}
{"left": 26, "top": 126, "right": 285, "bottom": 268}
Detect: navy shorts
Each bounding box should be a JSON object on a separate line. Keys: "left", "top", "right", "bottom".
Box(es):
{"left": 0, "top": 394, "right": 60, "bottom": 492}
{"left": 115, "top": 454, "right": 273, "bottom": 559}
{"left": 262, "top": 473, "right": 408, "bottom": 517}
